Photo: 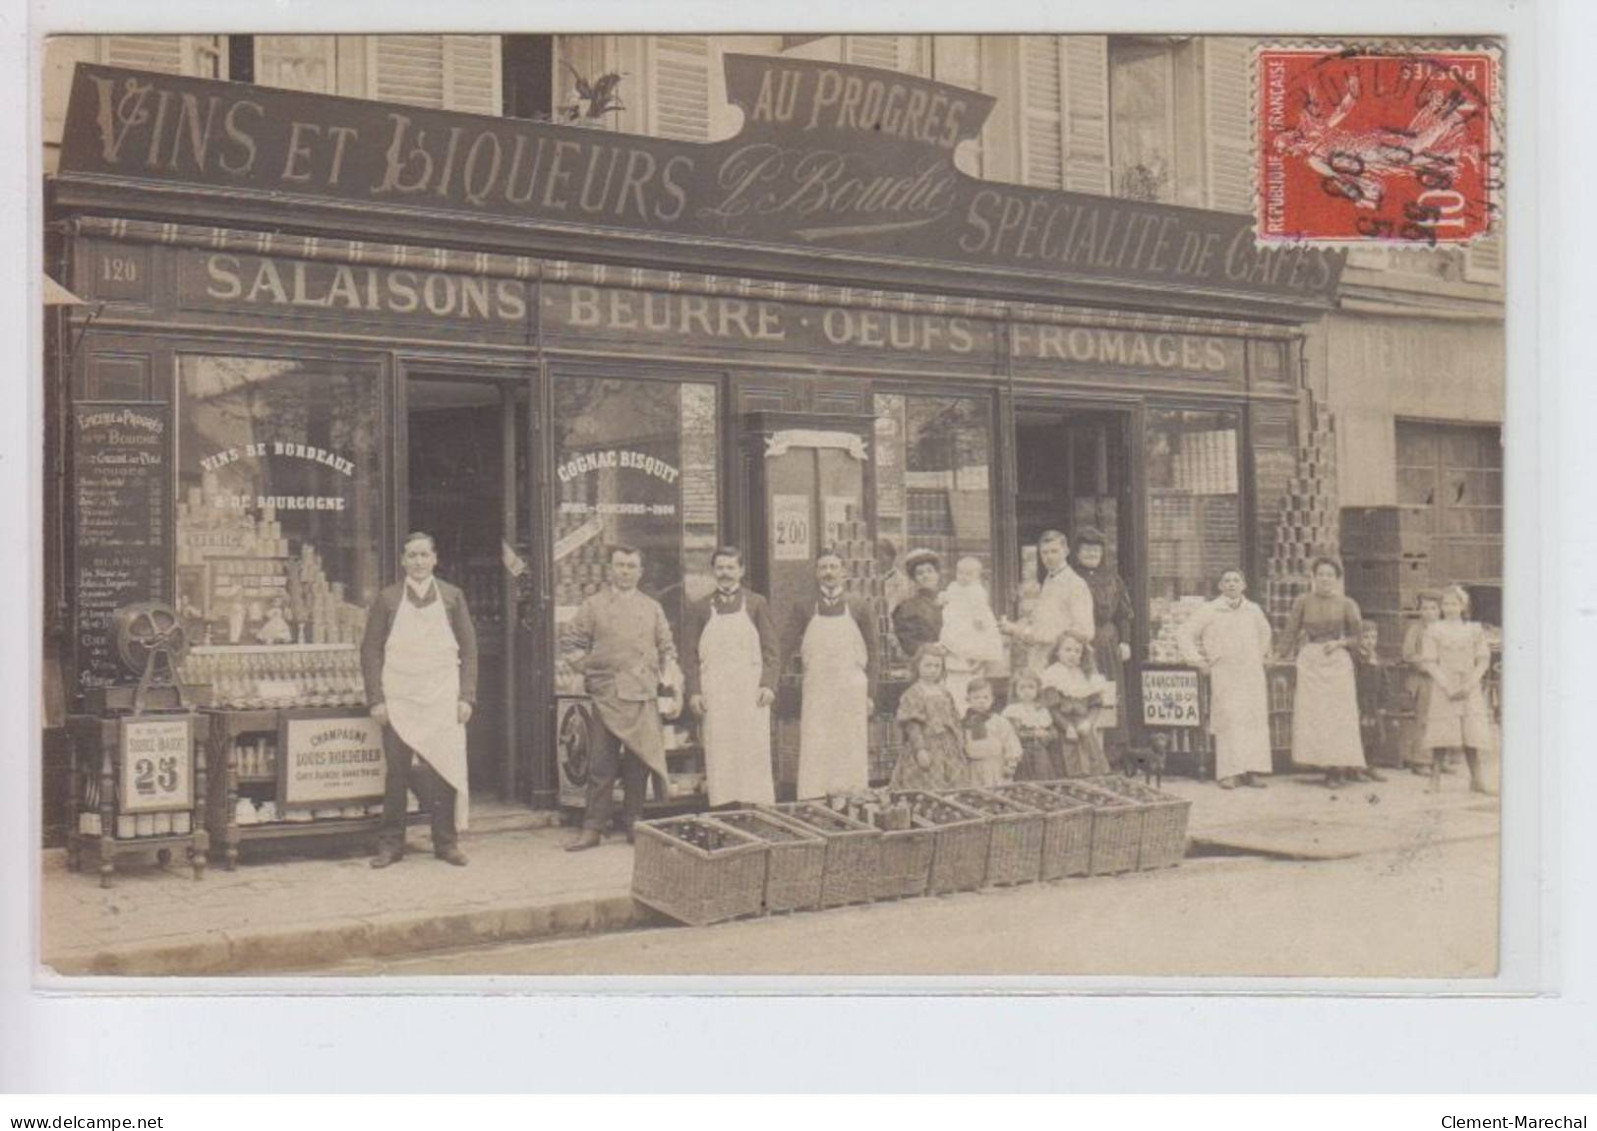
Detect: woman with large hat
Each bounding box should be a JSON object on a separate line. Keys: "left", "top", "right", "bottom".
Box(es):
{"left": 891, "top": 548, "right": 945, "bottom": 658}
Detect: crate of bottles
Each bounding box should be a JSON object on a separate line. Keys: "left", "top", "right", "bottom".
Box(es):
{"left": 631, "top": 816, "right": 769, "bottom": 926}
{"left": 712, "top": 809, "right": 826, "bottom": 914}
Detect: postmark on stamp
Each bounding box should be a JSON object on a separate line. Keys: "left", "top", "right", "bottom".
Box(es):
{"left": 1255, "top": 44, "right": 1501, "bottom": 247}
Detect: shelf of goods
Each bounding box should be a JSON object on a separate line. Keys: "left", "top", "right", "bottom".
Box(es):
{"left": 65, "top": 711, "right": 211, "bottom": 887}
{"left": 202, "top": 697, "right": 409, "bottom": 870}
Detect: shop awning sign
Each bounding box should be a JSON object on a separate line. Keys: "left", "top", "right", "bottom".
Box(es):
{"left": 58, "top": 57, "right": 1343, "bottom": 308}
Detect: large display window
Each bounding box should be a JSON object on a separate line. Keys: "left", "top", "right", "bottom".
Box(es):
{"left": 551, "top": 375, "right": 720, "bottom": 689}
{"left": 1144, "top": 405, "right": 1243, "bottom": 662}
{"left": 173, "top": 355, "right": 385, "bottom": 707}
{"left": 873, "top": 392, "right": 995, "bottom": 671}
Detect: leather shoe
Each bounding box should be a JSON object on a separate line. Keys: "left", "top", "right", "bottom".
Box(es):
{"left": 370, "top": 849, "right": 403, "bottom": 869}
{"left": 436, "top": 846, "right": 468, "bottom": 866}
{"left": 1363, "top": 768, "right": 1388, "bottom": 783}
{"left": 565, "top": 829, "right": 602, "bottom": 852}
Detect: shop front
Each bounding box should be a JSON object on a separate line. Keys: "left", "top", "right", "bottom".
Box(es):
{"left": 46, "top": 54, "right": 1342, "bottom": 845}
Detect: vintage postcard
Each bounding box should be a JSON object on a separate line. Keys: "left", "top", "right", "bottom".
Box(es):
{"left": 36, "top": 29, "right": 1507, "bottom": 982}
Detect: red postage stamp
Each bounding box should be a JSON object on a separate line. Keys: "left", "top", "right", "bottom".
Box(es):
{"left": 1255, "top": 45, "right": 1501, "bottom": 247}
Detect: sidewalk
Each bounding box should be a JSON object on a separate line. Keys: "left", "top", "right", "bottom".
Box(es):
{"left": 39, "top": 768, "right": 1500, "bottom": 978}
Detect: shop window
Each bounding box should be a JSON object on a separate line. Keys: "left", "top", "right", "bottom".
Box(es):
{"left": 1395, "top": 421, "right": 1503, "bottom": 594}
{"left": 874, "top": 393, "right": 994, "bottom": 670}
{"left": 551, "top": 376, "right": 720, "bottom": 688}
{"left": 174, "top": 357, "right": 385, "bottom": 697}
{"left": 1145, "top": 406, "right": 1243, "bottom": 661}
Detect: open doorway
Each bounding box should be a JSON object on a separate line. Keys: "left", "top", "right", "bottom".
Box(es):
{"left": 405, "top": 377, "right": 533, "bottom": 807}
{"left": 1013, "top": 405, "right": 1140, "bottom": 756}
{"left": 1015, "top": 407, "right": 1136, "bottom": 580}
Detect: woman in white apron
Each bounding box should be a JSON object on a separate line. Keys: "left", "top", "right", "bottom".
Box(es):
{"left": 1280, "top": 557, "right": 1379, "bottom": 788}
{"left": 1179, "top": 570, "right": 1274, "bottom": 789}
{"left": 796, "top": 589, "right": 874, "bottom": 799}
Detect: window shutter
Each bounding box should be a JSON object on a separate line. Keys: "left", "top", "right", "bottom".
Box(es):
{"left": 369, "top": 35, "right": 501, "bottom": 114}
{"left": 103, "top": 35, "right": 224, "bottom": 77}
{"left": 1061, "top": 36, "right": 1110, "bottom": 194}
{"left": 254, "top": 35, "right": 338, "bottom": 94}
{"left": 1018, "top": 36, "right": 1064, "bottom": 189}
{"left": 650, "top": 35, "right": 712, "bottom": 141}
{"left": 442, "top": 36, "right": 502, "bottom": 115}
{"left": 1202, "top": 37, "right": 1253, "bottom": 213}
{"left": 1462, "top": 233, "right": 1505, "bottom": 285}
{"left": 844, "top": 35, "right": 926, "bottom": 75}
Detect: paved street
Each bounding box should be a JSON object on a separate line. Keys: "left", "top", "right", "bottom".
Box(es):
{"left": 329, "top": 833, "right": 1499, "bottom": 979}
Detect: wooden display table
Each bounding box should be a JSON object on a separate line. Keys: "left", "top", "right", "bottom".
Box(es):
{"left": 66, "top": 711, "right": 209, "bottom": 888}
{"left": 203, "top": 705, "right": 404, "bottom": 869}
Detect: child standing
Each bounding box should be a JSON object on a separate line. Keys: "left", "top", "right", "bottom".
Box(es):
{"left": 1004, "top": 669, "right": 1064, "bottom": 782}
{"left": 890, "top": 644, "right": 973, "bottom": 791}
{"left": 1039, "top": 632, "right": 1115, "bottom": 778}
{"left": 1402, "top": 591, "right": 1446, "bottom": 776}
{"left": 960, "top": 676, "right": 1021, "bottom": 787}
{"left": 1420, "top": 585, "right": 1495, "bottom": 795}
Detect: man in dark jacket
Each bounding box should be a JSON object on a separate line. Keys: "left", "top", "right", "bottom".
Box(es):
{"left": 681, "top": 546, "right": 780, "bottom": 807}
{"left": 361, "top": 532, "right": 477, "bottom": 868}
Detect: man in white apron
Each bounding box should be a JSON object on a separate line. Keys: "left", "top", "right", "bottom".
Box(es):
{"left": 683, "top": 546, "right": 779, "bottom": 807}
{"left": 562, "top": 545, "right": 679, "bottom": 851}
{"left": 788, "top": 549, "right": 878, "bottom": 799}
{"left": 361, "top": 532, "right": 477, "bottom": 868}
{"left": 1000, "top": 529, "right": 1096, "bottom": 673}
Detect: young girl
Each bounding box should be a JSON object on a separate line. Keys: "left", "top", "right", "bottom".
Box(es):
{"left": 1402, "top": 591, "right": 1445, "bottom": 776}
{"left": 960, "top": 676, "right": 1022, "bottom": 787}
{"left": 1039, "top": 632, "right": 1115, "bottom": 778}
{"left": 1003, "top": 669, "right": 1064, "bottom": 782}
{"left": 1420, "top": 585, "right": 1495, "bottom": 795}
{"left": 890, "top": 644, "right": 973, "bottom": 791}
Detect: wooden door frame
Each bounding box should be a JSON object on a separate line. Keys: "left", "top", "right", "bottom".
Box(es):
{"left": 396, "top": 361, "right": 536, "bottom": 805}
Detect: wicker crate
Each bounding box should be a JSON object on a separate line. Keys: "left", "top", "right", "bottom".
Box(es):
{"left": 1038, "top": 780, "right": 1145, "bottom": 875}
{"left": 711, "top": 809, "right": 826, "bottom": 914}
{"left": 768, "top": 802, "right": 882, "bottom": 908}
{"left": 945, "top": 789, "right": 1045, "bottom": 886}
{"left": 873, "top": 818, "right": 936, "bottom": 900}
{"left": 991, "top": 782, "right": 1094, "bottom": 880}
{"left": 891, "top": 791, "right": 991, "bottom": 894}
{"left": 1084, "top": 776, "right": 1192, "bottom": 870}
{"left": 631, "top": 816, "right": 769, "bottom": 926}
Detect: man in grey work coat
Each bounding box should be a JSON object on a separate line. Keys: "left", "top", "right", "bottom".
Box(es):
{"left": 561, "top": 544, "right": 679, "bottom": 850}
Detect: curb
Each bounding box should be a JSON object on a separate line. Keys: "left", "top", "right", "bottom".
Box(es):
{"left": 46, "top": 891, "right": 666, "bottom": 977}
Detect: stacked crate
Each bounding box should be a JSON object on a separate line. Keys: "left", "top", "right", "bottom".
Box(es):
{"left": 1339, "top": 506, "right": 1433, "bottom": 657}
{"left": 1263, "top": 411, "right": 1342, "bottom": 634}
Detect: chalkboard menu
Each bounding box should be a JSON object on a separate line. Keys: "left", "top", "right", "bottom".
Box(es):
{"left": 72, "top": 402, "right": 170, "bottom": 693}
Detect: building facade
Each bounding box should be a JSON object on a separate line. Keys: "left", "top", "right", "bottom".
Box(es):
{"left": 39, "top": 34, "right": 1504, "bottom": 842}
